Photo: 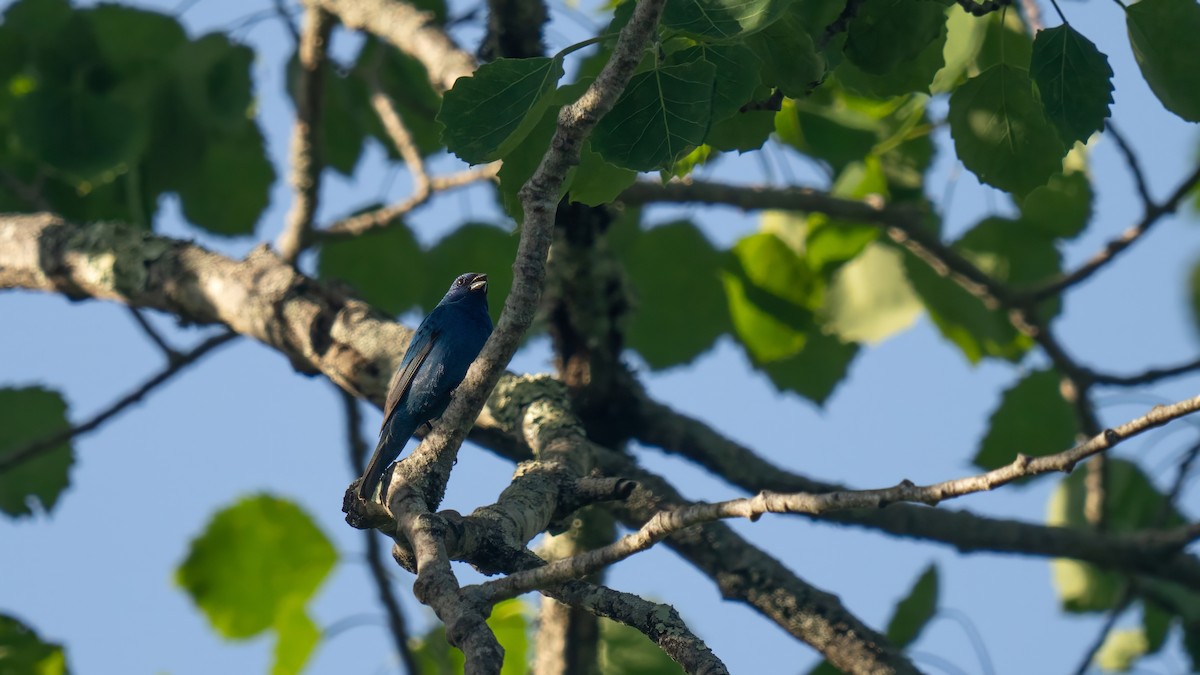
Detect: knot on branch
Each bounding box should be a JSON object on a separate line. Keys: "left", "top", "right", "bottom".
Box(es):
{"left": 487, "top": 374, "right": 585, "bottom": 452}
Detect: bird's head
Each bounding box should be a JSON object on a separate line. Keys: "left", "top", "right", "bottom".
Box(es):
{"left": 441, "top": 272, "right": 489, "bottom": 306}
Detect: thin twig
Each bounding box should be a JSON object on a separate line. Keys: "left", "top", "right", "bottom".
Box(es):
{"left": 1090, "top": 356, "right": 1200, "bottom": 386}
{"left": 1106, "top": 121, "right": 1153, "bottom": 210}
{"left": 340, "top": 390, "right": 419, "bottom": 675}
{"left": 273, "top": 0, "right": 301, "bottom": 44}
{"left": 317, "top": 165, "right": 500, "bottom": 240}
{"left": 277, "top": 7, "right": 334, "bottom": 264}
{"left": 478, "top": 394, "right": 1200, "bottom": 601}
{"left": 0, "top": 331, "right": 237, "bottom": 473}
{"left": 1070, "top": 586, "right": 1134, "bottom": 675}
{"left": 1025, "top": 163, "right": 1200, "bottom": 302}
{"left": 126, "top": 307, "right": 183, "bottom": 363}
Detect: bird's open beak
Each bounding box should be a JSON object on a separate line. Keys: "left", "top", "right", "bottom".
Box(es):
{"left": 470, "top": 274, "right": 488, "bottom": 292}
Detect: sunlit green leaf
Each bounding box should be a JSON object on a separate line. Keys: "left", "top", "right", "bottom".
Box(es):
{"left": 1031, "top": 25, "right": 1114, "bottom": 146}
{"left": 439, "top": 56, "right": 565, "bottom": 164}
{"left": 1048, "top": 460, "right": 1183, "bottom": 612}
{"left": 821, "top": 243, "right": 921, "bottom": 344}
{"left": 722, "top": 232, "right": 819, "bottom": 363}
{"left": 948, "top": 64, "right": 1065, "bottom": 196}
{"left": 1127, "top": 0, "right": 1200, "bottom": 122}
{"left": 411, "top": 599, "right": 529, "bottom": 674}
{"left": 974, "top": 369, "right": 1078, "bottom": 471}
{"left": 569, "top": 142, "right": 638, "bottom": 207}
{"left": 930, "top": 5, "right": 987, "bottom": 93}
{"left": 272, "top": 601, "right": 319, "bottom": 675}
{"left": 592, "top": 60, "right": 716, "bottom": 171}
{"left": 762, "top": 329, "right": 859, "bottom": 405}
{"left": 1095, "top": 628, "right": 1149, "bottom": 672}
{"left": 177, "top": 494, "right": 336, "bottom": 639}
{"left": 0, "top": 387, "right": 73, "bottom": 518}
{"left": 319, "top": 220, "right": 428, "bottom": 317}
{"left": 0, "top": 614, "right": 68, "bottom": 675}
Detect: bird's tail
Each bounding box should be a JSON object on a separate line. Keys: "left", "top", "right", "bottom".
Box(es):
{"left": 358, "top": 434, "right": 394, "bottom": 500}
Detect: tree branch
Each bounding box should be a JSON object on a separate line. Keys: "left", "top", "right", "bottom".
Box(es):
{"left": 277, "top": 6, "right": 334, "bottom": 264}
{"left": 126, "top": 306, "right": 183, "bottom": 363}
{"left": 0, "top": 330, "right": 237, "bottom": 473}
{"left": 311, "top": 0, "right": 476, "bottom": 93}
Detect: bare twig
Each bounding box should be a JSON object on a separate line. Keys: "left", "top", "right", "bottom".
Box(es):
{"left": 273, "top": 0, "right": 302, "bottom": 44}
{"left": 319, "top": 165, "right": 500, "bottom": 241}
{"left": 277, "top": 7, "right": 335, "bottom": 263}
{"left": 1025, "top": 163, "right": 1200, "bottom": 302}
{"left": 1106, "top": 122, "right": 1153, "bottom": 209}
{"left": 0, "top": 331, "right": 237, "bottom": 473}
{"left": 126, "top": 307, "right": 183, "bottom": 363}
{"left": 1090, "top": 356, "right": 1200, "bottom": 386}
{"left": 340, "top": 390, "right": 419, "bottom": 674}
{"left": 480, "top": 394, "right": 1200, "bottom": 600}
{"left": 1070, "top": 586, "right": 1134, "bottom": 675}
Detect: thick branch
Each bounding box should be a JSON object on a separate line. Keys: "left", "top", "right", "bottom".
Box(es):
{"left": 311, "top": 0, "right": 476, "bottom": 92}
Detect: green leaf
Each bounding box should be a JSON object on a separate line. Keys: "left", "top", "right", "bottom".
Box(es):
{"left": 177, "top": 494, "right": 336, "bottom": 639}
{"left": 175, "top": 125, "right": 275, "bottom": 236}
{"left": 438, "top": 56, "right": 564, "bottom": 164}
{"left": 722, "top": 232, "right": 819, "bottom": 363}
{"left": 357, "top": 38, "right": 445, "bottom": 158}
{"left": 781, "top": 97, "right": 879, "bottom": 172}
{"left": 930, "top": 5, "right": 987, "bottom": 93}
{"left": 745, "top": 10, "right": 823, "bottom": 98}
{"left": 1142, "top": 601, "right": 1173, "bottom": 654}
{"left": 661, "top": 0, "right": 790, "bottom": 40}
{"left": 12, "top": 87, "right": 145, "bottom": 185}
{"left": 0, "top": 387, "right": 73, "bottom": 518}
{"left": 569, "top": 142, "right": 638, "bottom": 207}
{"left": 319, "top": 220, "right": 428, "bottom": 317}
{"left": 286, "top": 54, "right": 368, "bottom": 176}
{"left": 599, "top": 616, "right": 684, "bottom": 675}
{"left": 1020, "top": 171, "right": 1093, "bottom": 239}
{"left": 495, "top": 101, "right": 561, "bottom": 223}
{"left": 904, "top": 217, "right": 1060, "bottom": 363}
{"left": 623, "top": 220, "right": 731, "bottom": 369}
{"left": 948, "top": 64, "right": 1065, "bottom": 196}
{"left": 592, "top": 60, "right": 717, "bottom": 171}
{"left": 706, "top": 110, "right": 775, "bottom": 152}
{"left": 87, "top": 4, "right": 187, "bottom": 73}
{"left": 1030, "top": 25, "right": 1114, "bottom": 146}
{"left": 272, "top": 601, "right": 320, "bottom": 675}
{"left": 886, "top": 564, "right": 939, "bottom": 648}
{"left": 844, "top": 0, "right": 947, "bottom": 76}
{"left": 821, "top": 243, "right": 921, "bottom": 344}
{"left": 172, "top": 34, "right": 255, "bottom": 134}
{"left": 1127, "top": 0, "right": 1200, "bottom": 122}
{"left": 836, "top": 14, "right": 947, "bottom": 98}
{"left": 422, "top": 223, "right": 517, "bottom": 325}
{"left": 762, "top": 329, "right": 858, "bottom": 405}
{"left": 973, "top": 369, "right": 1079, "bottom": 471}
{"left": 1047, "top": 460, "right": 1183, "bottom": 612}
{"left": 0, "top": 614, "right": 68, "bottom": 675}
{"left": 669, "top": 44, "right": 762, "bottom": 122}
{"left": 975, "top": 9, "right": 1033, "bottom": 72}
{"left": 1095, "top": 629, "right": 1149, "bottom": 672}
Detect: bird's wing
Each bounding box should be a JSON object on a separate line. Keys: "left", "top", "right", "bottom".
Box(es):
{"left": 380, "top": 326, "right": 441, "bottom": 433}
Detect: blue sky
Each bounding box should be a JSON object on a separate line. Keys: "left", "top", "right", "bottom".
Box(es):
{"left": 2, "top": 0, "right": 1200, "bottom": 673}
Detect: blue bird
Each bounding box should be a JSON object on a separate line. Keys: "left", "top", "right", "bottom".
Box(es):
{"left": 358, "top": 272, "right": 493, "bottom": 500}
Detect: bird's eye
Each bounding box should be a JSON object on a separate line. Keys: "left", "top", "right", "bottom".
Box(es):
{"left": 456, "top": 277, "right": 465, "bottom": 287}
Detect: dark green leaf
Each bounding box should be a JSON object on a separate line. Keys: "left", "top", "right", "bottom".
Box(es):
{"left": 886, "top": 564, "right": 939, "bottom": 648}
{"left": 973, "top": 369, "right": 1078, "bottom": 471}
{"left": 422, "top": 223, "right": 517, "bottom": 325}
{"left": 623, "top": 220, "right": 730, "bottom": 369}
{"left": 780, "top": 98, "right": 879, "bottom": 173}
{"left": 975, "top": 9, "right": 1033, "bottom": 71}
{"left": 662, "top": 0, "right": 790, "bottom": 40}
{"left": 1030, "top": 25, "right": 1113, "bottom": 146}
{"left": 669, "top": 44, "right": 762, "bottom": 122}
{"left": 592, "top": 60, "right": 716, "bottom": 171}
{"left": 845, "top": 0, "right": 946, "bottom": 76}
{"left": 836, "top": 13, "right": 947, "bottom": 98}
{"left": 1047, "top": 459, "right": 1183, "bottom": 612}
{"left": 495, "top": 102, "right": 560, "bottom": 223}
{"left": 0, "top": 614, "right": 68, "bottom": 675}
{"left": 176, "top": 494, "right": 336, "bottom": 639}
{"left": 745, "top": 10, "right": 823, "bottom": 98}
{"left": 0, "top": 387, "right": 73, "bottom": 518}
{"left": 172, "top": 34, "right": 255, "bottom": 133}
{"left": 721, "top": 232, "right": 819, "bottom": 363}
{"left": 286, "top": 54, "right": 368, "bottom": 176}
{"left": 12, "top": 87, "right": 145, "bottom": 185}
{"left": 569, "top": 142, "right": 638, "bottom": 207}
{"left": 438, "top": 56, "right": 564, "bottom": 164}
{"left": 1127, "top": 0, "right": 1200, "bottom": 122}
{"left": 1020, "top": 171, "right": 1092, "bottom": 239}
{"left": 319, "top": 221, "right": 428, "bottom": 317}
{"left": 707, "top": 110, "right": 775, "bottom": 152}
{"left": 762, "top": 329, "right": 858, "bottom": 405}
{"left": 1143, "top": 601, "right": 1173, "bottom": 654}
{"left": 175, "top": 125, "right": 275, "bottom": 236}
{"left": 948, "top": 64, "right": 1065, "bottom": 196}
{"left": 87, "top": 4, "right": 186, "bottom": 73}
{"left": 599, "top": 616, "right": 684, "bottom": 675}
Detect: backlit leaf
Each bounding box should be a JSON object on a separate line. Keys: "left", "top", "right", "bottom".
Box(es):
{"left": 662, "top": 0, "right": 790, "bottom": 40}
{"left": 1127, "top": 0, "right": 1200, "bottom": 122}
{"left": 1031, "top": 25, "right": 1114, "bottom": 145}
